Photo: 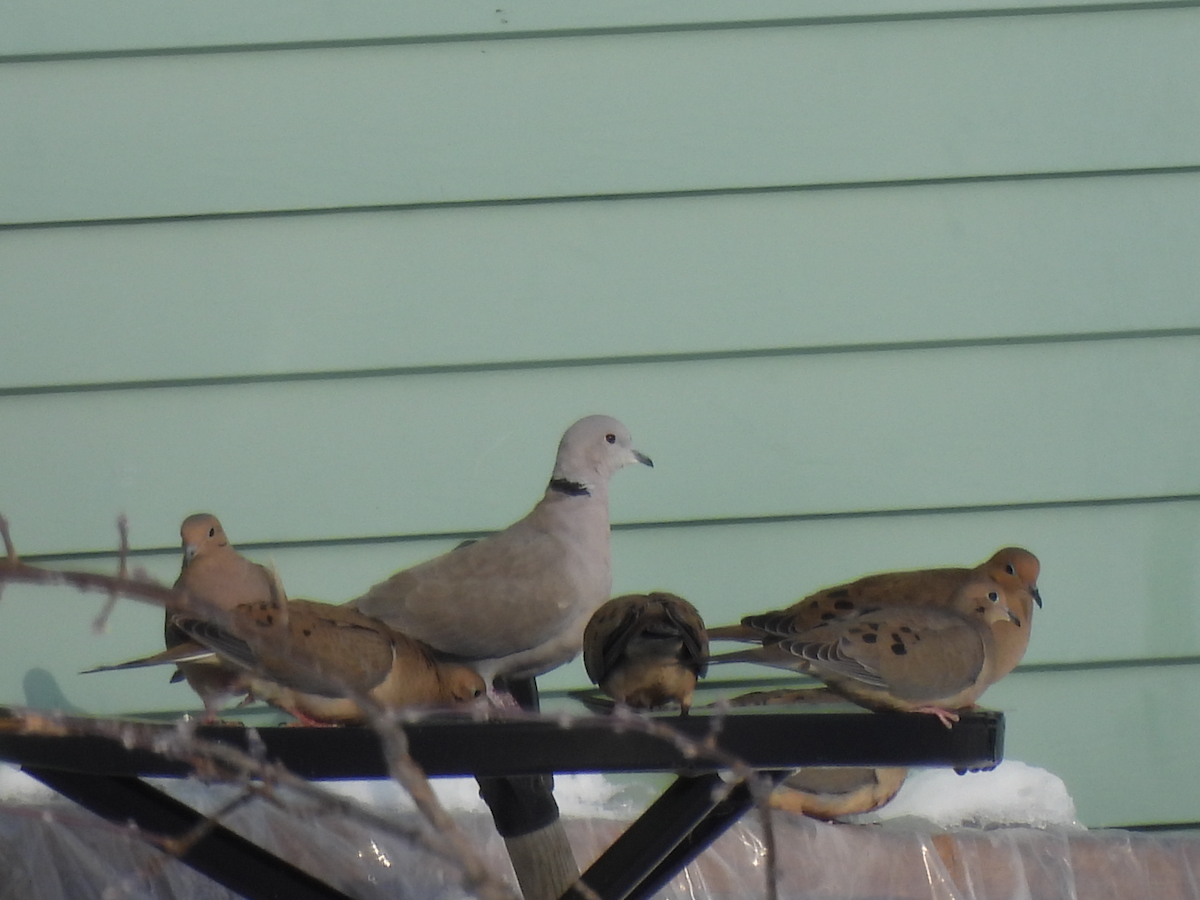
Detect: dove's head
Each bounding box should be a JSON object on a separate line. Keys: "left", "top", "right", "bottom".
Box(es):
{"left": 180, "top": 513, "right": 229, "bottom": 564}
{"left": 983, "top": 547, "right": 1042, "bottom": 609}
{"left": 952, "top": 579, "right": 1021, "bottom": 629}
{"left": 551, "top": 415, "right": 653, "bottom": 489}
{"left": 444, "top": 665, "right": 487, "bottom": 704}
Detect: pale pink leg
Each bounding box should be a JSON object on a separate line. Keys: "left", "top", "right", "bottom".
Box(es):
{"left": 911, "top": 706, "right": 960, "bottom": 729}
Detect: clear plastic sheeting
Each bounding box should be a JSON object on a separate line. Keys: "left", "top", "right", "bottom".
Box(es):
{"left": 850, "top": 761, "right": 1081, "bottom": 830}
{"left": 3, "top": 786, "right": 1200, "bottom": 900}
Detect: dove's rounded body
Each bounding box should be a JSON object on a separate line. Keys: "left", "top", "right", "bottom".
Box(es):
{"left": 168, "top": 513, "right": 275, "bottom": 718}
{"left": 710, "top": 546, "right": 1041, "bottom": 682}
{"left": 771, "top": 767, "right": 909, "bottom": 820}
{"left": 351, "top": 415, "right": 652, "bottom": 689}
{"left": 777, "top": 579, "right": 1019, "bottom": 725}
{"left": 583, "top": 592, "right": 708, "bottom": 714}
{"left": 178, "top": 597, "right": 485, "bottom": 724}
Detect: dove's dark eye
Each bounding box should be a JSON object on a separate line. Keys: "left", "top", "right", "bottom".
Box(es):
{"left": 605, "top": 433, "right": 616, "bottom": 444}
{"left": 208, "top": 527, "right": 216, "bottom": 538}
{"left": 988, "top": 592, "right": 999, "bottom": 602}
{"left": 1005, "top": 564, "right": 1016, "bottom": 575}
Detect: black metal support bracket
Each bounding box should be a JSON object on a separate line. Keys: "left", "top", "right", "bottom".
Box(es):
{"left": 0, "top": 705, "right": 1004, "bottom": 900}
{"left": 23, "top": 767, "right": 354, "bottom": 900}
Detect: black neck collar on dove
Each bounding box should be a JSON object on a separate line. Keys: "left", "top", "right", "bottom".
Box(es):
{"left": 549, "top": 477, "right": 591, "bottom": 496}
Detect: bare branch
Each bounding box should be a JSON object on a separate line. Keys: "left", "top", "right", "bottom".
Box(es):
{"left": 5, "top": 707, "right": 500, "bottom": 883}
{"left": 0, "top": 515, "right": 782, "bottom": 900}
{"left": 92, "top": 516, "right": 131, "bottom": 634}
{"left": 116, "top": 514, "right": 130, "bottom": 579}
{"left": 0, "top": 513, "right": 17, "bottom": 565}
{"left": 367, "top": 703, "right": 518, "bottom": 900}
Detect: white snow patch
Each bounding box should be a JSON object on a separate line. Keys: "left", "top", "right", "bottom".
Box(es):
{"left": 850, "top": 760, "right": 1081, "bottom": 830}
{"left": 0, "top": 762, "right": 58, "bottom": 803}
{"left": 321, "top": 773, "right": 654, "bottom": 821}
{"left": 147, "top": 771, "right": 656, "bottom": 821}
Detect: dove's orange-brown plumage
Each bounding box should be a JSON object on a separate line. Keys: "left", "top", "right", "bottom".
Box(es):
{"left": 168, "top": 513, "right": 276, "bottom": 717}
{"left": 177, "top": 597, "right": 486, "bottom": 724}
{"left": 713, "top": 579, "right": 1020, "bottom": 727}
{"left": 583, "top": 592, "right": 708, "bottom": 714}
{"left": 771, "top": 767, "right": 908, "bottom": 820}
{"left": 709, "top": 547, "right": 1041, "bottom": 682}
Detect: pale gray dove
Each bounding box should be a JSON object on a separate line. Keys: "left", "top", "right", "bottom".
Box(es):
{"left": 351, "top": 415, "right": 652, "bottom": 690}
{"left": 583, "top": 591, "right": 708, "bottom": 715}
{"left": 709, "top": 546, "right": 1041, "bottom": 682}
{"left": 711, "top": 579, "right": 1021, "bottom": 727}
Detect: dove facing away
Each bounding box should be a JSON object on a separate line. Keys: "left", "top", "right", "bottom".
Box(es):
{"left": 176, "top": 597, "right": 486, "bottom": 724}
{"left": 350, "top": 415, "right": 652, "bottom": 690}
{"left": 712, "top": 579, "right": 1020, "bottom": 727}
{"left": 583, "top": 591, "right": 708, "bottom": 715}
{"left": 708, "top": 546, "right": 1041, "bottom": 682}
{"left": 167, "top": 513, "right": 277, "bottom": 718}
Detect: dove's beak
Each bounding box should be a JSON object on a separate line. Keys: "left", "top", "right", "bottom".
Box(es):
{"left": 633, "top": 449, "right": 653, "bottom": 468}
{"left": 183, "top": 543, "right": 198, "bottom": 563}
{"left": 1031, "top": 587, "right": 1043, "bottom": 609}
{"left": 1007, "top": 610, "right": 1022, "bottom": 627}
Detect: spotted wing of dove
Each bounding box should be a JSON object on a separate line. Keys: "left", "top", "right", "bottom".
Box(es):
{"left": 167, "top": 513, "right": 278, "bottom": 717}
{"left": 583, "top": 591, "right": 708, "bottom": 714}
{"left": 712, "top": 579, "right": 1020, "bottom": 727}
{"left": 175, "top": 597, "right": 485, "bottom": 724}
{"left": 709, "top": 546, "right": 1041, "bottom": 682}
{"left": 350, "top": 415, "right": 652, "bottom": 689}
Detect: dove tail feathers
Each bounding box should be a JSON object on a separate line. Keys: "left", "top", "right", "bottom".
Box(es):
{"left": 706, "top": 648, "right": 768, "bottom": 665}
{"left": 706, "top": 623, "right": 764, "bottom": 642}
{"left": 82, "top": 644, "right": 217, "bottom": 674}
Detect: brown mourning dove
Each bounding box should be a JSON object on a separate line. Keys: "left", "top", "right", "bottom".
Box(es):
{"left": 89, "top": 599, "right": 485, "bottom": 723}
{"left": 709, "top": 546, "right": 1041, "bottom": 682}
{"left": 711, "top": 579, "right": 1020, "bottom": 727}
{"left": 175, "top": 597, "right": 486, "bottom": 724}
{"left": 582, "top": 592, "right": 708, "bottom": 715}
{"left": 720, "top": 687, "right": 907, "bottom": 819}
{"left": 351, "top": 415, "right": 652, "bottom": 691}
{"left": 167, "top": 513, "right": 278, "bottom": 718}
{"left": 771, "top": 767, "right": 909, "bottom": 820}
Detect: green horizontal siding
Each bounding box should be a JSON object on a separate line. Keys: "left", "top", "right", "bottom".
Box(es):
{"left": 3, "top": 8, "right": 1200, "bottom": 224}
{"left": 1, "top": 1, "right": 1182, "bottom": 59}
{"left": 30, "top": 494, "right": 1200, "bottom": 669}
{"left": 3, "top": 337, "right": 1199, "bottom": 554}
{"left": 1, "top": 0, "right": 1196, "bottom": 830}
{"left": 985, "top": 665, "right": 1200, "bottom": 827}
{"left": 7, "top": 495, "right": 1200, "bottom": 698}
{"left": 6, "top": 515, "right": 1200, "bottom": 828}
{"left": 3, "top": 172, "right": 1200, "bottom": 389}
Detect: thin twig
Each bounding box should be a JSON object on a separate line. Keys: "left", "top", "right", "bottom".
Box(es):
{"left": 0, "top": 514, "right": 783, "bottom": 900}
{"left": 7, "top": 708, "right": 488, "bottom": 876}
{"left": 366, "top": 702, "right": 519, "bottom": 900}
{"left": 92, "top": 515, "right": 132, "bottom": 634}
{"left": 0, "top": 514, "right": 17, "bottom": 564}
